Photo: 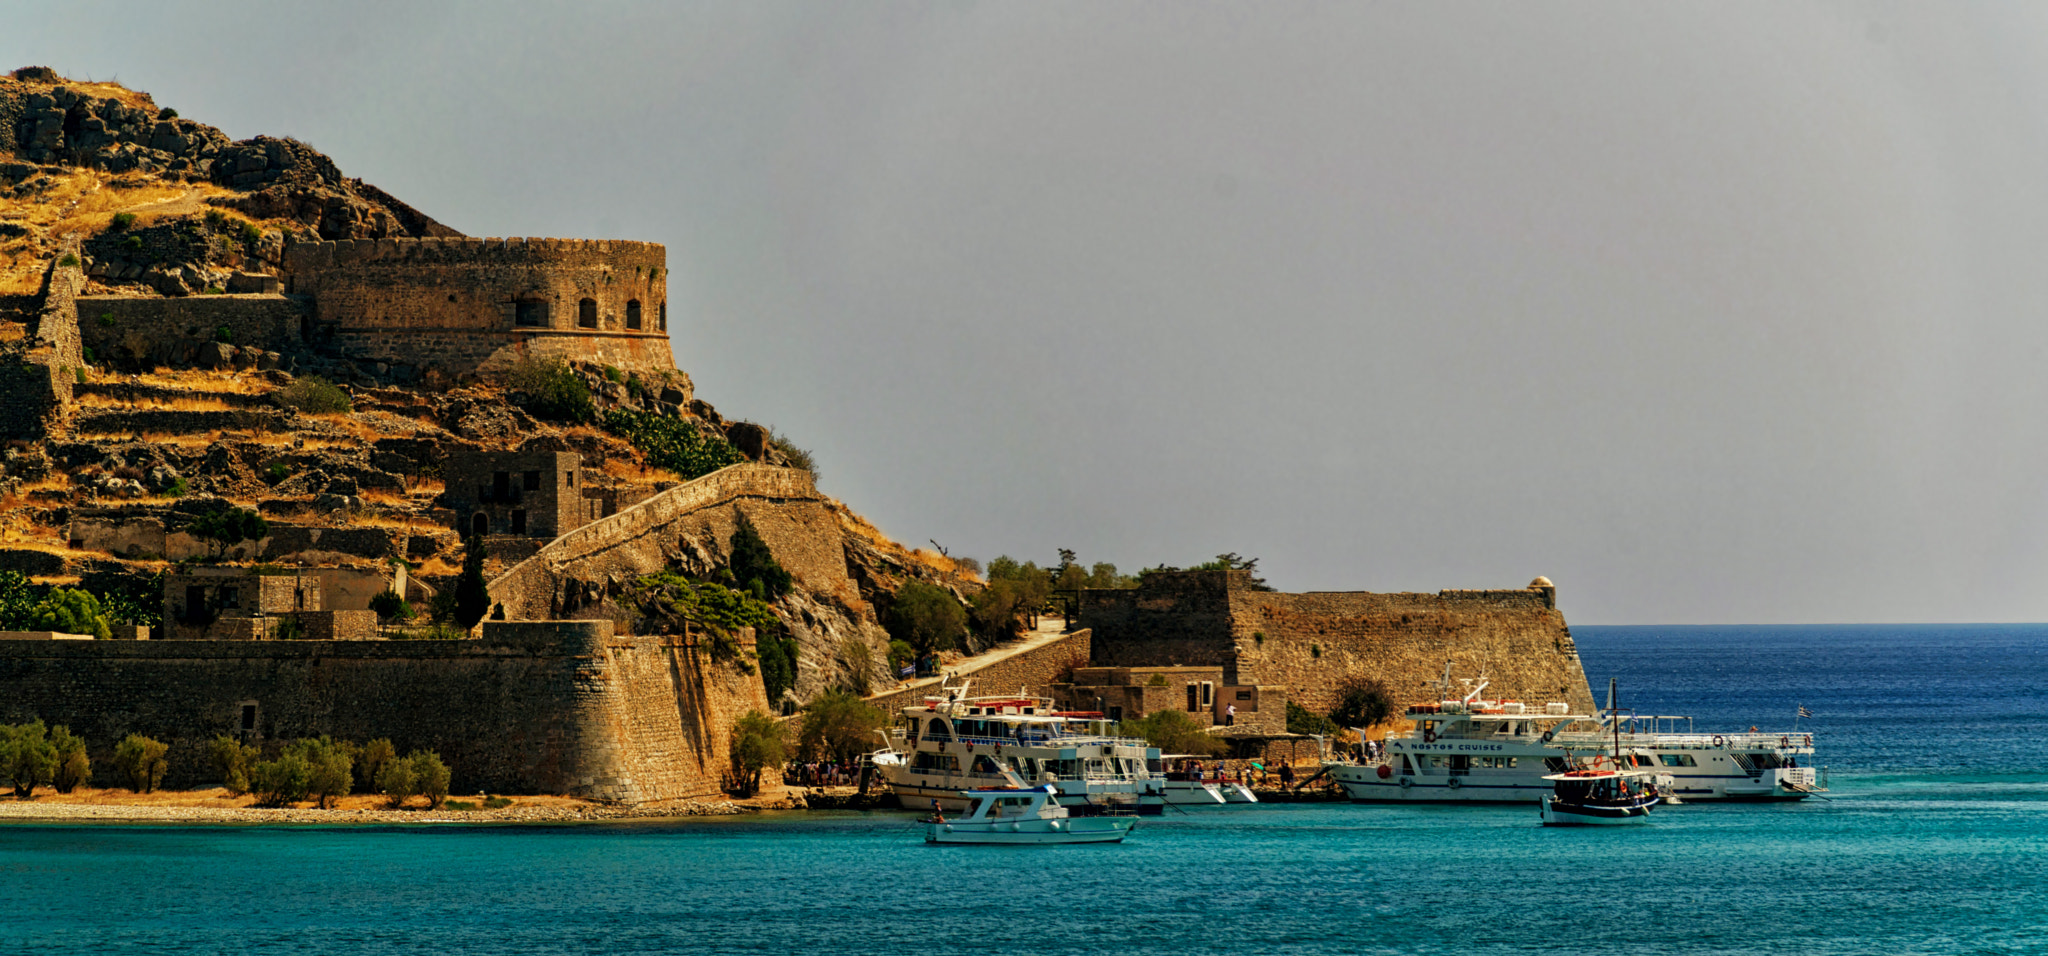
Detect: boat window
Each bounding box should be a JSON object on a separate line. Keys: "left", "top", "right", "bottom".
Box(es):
{"left": 1399, "top": 756, "right": 1416, "bottom": 774}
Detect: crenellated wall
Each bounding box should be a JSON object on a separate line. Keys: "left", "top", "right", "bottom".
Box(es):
{"left": 284, "top": 236, "right": 674, "bottom": 376}
{"left": 1081, "top": 571, "right": 1596, "bottom": 717}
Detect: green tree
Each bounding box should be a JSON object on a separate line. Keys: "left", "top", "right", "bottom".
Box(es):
{"left": 726, "top": 513, "right": 792, "bottom": 600}
{"left": 29, "top": 588, "right": 110, "bottom": 639}
{"left": 968, "top": 579, "right": 1027, "bottom": 641}
{"left": 0, "top": 571, "right": 41, "bottom": 629}
{"left": 189, "top": 507, "right": 269, "bottom": 559}
{"left": 288, "top": 738, "right": 353, "bottom": 809}
{"left": 1149, "top": 552, "right": 1274, "bottom": 591}
{"left": 507, "top": 355, "right": 594, "bottom": 423}
{"left": 758, "top": 629, "right": 797, "bottom": 705}
{"left": 984, "top": 556, "right": 1053, "bottom": 630}
{"left": 368, "top": 590, "right": 411, "bottom": 623}
{"left": 454, "top": 534, "right": 491, "bottom": 629}
{"left": 1330, "top": 677, "right": 1396, "bottom": 730}
{"left": 250, "top": 750, "right": 311, "bottom": 806}
{"left": 411, "top": 751, "right": 451, "bottom": 809}
{"left": 884, "top": 582, "right": 966, "bottom": 655}
{"left": 50, "top": 726, "right": 89, "bottom": 793}
{"left": 357, "top": 738, "right": 397, "bottom": 794}
{"left": 375, "top": 754, "right": 418, "bottom": 807}
{"left": 600, "top": 409, "right": 742, "bottom": 478}
{"left": 796, "top": 689, "right": 887, "bottom": 765}
{"left": 0, "top": 721, "right": 57, "bottom": 798}
{"left": 1286, "top": 701, "right": 1339, "bottom": 737}
{"left": 111, "top": 734, "right": 170, "bottom": 793}
{"left": 728, "top": 710, "right": 786, "bottom": 797}
{"left": 885, "top": 640, "right": 917, "bottom": 672}
{"left": 209, "top": 734, "right": 259, "bottom": 796}
{"left": 1117, "top": 710, "right": 1225, "bottom": 758}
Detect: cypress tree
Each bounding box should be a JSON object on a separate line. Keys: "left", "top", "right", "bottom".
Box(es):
{"left": 455, "top": 534, "right": 491, "bottom": 628}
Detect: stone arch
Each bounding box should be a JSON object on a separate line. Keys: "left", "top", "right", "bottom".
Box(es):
{"left": 626, "top": 299, "right": 642, "bottom": 330}
{"left": 578, "top": 298, "right": 598, "bottom": 329}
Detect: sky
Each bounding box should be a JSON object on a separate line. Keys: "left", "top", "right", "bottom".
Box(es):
{"left": 11, "top": 2, "right": 2048, "bottom": 624}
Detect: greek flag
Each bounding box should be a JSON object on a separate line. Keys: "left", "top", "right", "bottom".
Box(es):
{"left": 898, "top": 663, "right": 917, "bottom": 677}
{"left": 1797, "top": 705, "right": 1813, "bottom": 718}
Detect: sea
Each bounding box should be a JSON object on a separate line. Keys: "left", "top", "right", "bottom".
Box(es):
{"left": 2, "top": 624, "right": 2043, "bottom": 955}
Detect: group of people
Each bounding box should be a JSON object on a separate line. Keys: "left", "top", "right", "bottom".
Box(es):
{"left": 785, "top": 760, "right": 856, "bottom": 788}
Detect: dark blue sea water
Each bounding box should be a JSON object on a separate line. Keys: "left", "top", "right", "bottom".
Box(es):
{"left": 3, "top": 624, "right": 2044, "bottom": 955}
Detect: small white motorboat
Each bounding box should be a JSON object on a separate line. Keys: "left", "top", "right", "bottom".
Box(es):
{"left": 923, "top": 785, "right": 1136, "bottom": 845}
{"left": 1538, "top": 767, "right": 1659, "bottom": 826}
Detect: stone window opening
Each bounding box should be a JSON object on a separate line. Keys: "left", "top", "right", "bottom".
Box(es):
{"left": 472, "top": 513, "right": 488, "bottom": 537}
{"left": 1185, "top": 685, "right": 1198, "bottom": 712}
{"left": 511, "top": 509, "right": 527, "bottom": 535}
{"left": 578, "top": 298, "right": 598, "bottom": 329}
{"left": 1200, "top": 681, "right": 1214, "bottom": 708}
{"left": 492, "top": 471, "right": 510, "bottom": 500}
{"left": 522, "top": 470, "right": 541, "bottom": 491}
{"left": 240, "top": 703, "right": 258, "bottom": 732}
{"left": 566, "top": 471, "right": 575, "bottom": 488}
{"left": 515, "top": 299, "right": 550, "bottom": 328}
{"left": 626, "top": 299, "right": 642, "bottom": 330}
{"left": 221, "top": 586, "right": 240, "bottom": 609}
{"left": 659, "top": 301, "right": 667, "bottom": 331}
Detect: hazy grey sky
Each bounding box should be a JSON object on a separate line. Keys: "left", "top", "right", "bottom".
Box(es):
{"left": 13, "top": 3, "right": 2048, "bottom": 624}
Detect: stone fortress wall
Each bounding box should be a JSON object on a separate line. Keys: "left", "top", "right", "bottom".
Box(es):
{"left": 284, "top": 237, "right": 675, "bottom": 376}
{"left": 1082, "top": 570, "right": 1597, "bottom": 717}
{"left": 0, "top": 620, "right": 767, "bottom": 803}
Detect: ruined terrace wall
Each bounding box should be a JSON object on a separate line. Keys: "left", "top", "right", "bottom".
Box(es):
{"left": 284, "top": 237, "right": 674, "bottom": 376}
{"left": 866, "top": 629, "right": 1092, "bottom": 715}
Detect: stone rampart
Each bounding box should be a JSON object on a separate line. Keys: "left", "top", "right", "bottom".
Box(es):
{"left": 0, "top": 618, "right": 766, "bottom": 803}
{"left": 284, "top": 237, "right": 675, "bottom": 376}
{"left": 1081, "top": 571, "right": 1595, "bottom": 717}
{"left": 488, "top": 463, "right": 834, "bottom": 621}
{"left": 865, "top": 630, "right": 1092, "bottom": 716}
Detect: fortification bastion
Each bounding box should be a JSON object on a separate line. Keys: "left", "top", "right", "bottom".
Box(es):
{"left": 284, "top": 236, "right": 675, "bottom": 377}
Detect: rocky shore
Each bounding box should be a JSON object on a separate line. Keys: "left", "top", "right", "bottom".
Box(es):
{"left": 0, "top": 794, "right": 808, "bottom": 826}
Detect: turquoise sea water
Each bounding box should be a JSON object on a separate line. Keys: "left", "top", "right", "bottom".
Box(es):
{"left": 3, "top": 624, "right": 2044, "bottom": 955}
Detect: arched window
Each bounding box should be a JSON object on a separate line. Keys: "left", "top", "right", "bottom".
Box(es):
{"left": 659, "top": 301, "right": 667, "bottom": 331}
{"left": 578, "top": 298, "right": 598, "bottom": 329}
{"left": 472, "top": 513, "right": 489, "bottom": 537}
{"left": 625, "top": 300, "right": 642, "bottom": 330}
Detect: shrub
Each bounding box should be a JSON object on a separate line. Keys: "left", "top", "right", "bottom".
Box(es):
{"left": 0, "top": 721, "right": 57, "bottom": 798}
{"left": 164, "top": 477, "right": 187, "bottom": 498}
{"left": 885, "top": 639, "right": 916, "bottom": 672}
{"left": 57, "top": 253, "right": 78, "bottom": 268}
{"left": 271, "top": 616, "right": 305, "bottom": 640}
{"left": 884, "top": 582, "right": 966, "bottom": 656}
{"left": 1147, "top": 673, "right": 1170, "bottom": 687}
{"left": 483, "top": 796, "right": 512, "bottom": 809}
{"left": 209, "top": 734, "right": 258, "bottom": 796}
{"left": 600, "top": 409, "right": 742, "bottom": 479}
{"left": 1329, "top": 678, "right": 1396, "bottom": 730}
{"left": 111, "top": 734, "right": 170, "bottom": 793}
{"left": 119, "top": 235, "right": 142, "bottom": 252}
{"left": 1285, "top": 701, "right": 1339, "bottom": 738}
{"left": 768, "top": 428, "right": 817, "bottom": 478}
{"left": 109, "top": 212, "right": 137, "bottom": 232}
{"left": 97, "top": 312, "right": 115, "bottom": 327}
{"left": 411, "top": 751, "right": 451, "bottom": 809}
{"left": 369, "top": 590, "right": 411, "bottom": 622}
{"left": 238, "top": 222, "right": 262, "bottom": 251}
{"left": 204, "top": 285, "right": 225, "bottom": 295}
{"left": 507, "top": 355, "right": 594, "bottom": 423}
{"left": 263, "top": 461, "right": 292, "bottom": 484}
{"left": 375, "top": 754, "right": 417, "bottom": 807}
{"left": 603, "top": 365, "right": 622, "bottom": 383}
{"left": 1118, "top": 709, "right": 1225, "bottom": 757}
{"left": 50, "top": 726, "right": 89, "bottom": 793}
{"left": 157, "top": 106, "right": 178, "bottom": 119}
{"left": 251, "top": 751, "right": 310, "bottom": 806}
{"left": 214, "top": 326, "right": 233, "bottom": 343}
{"left": 728, "top": 710, "right": 785, "bottom": 797}
{"left": 30, "top": 588, "right": 111, "bottom": 639}
{"left": 839, "top": 638, "right": 875, "bottom": 696}
{"left": 273, "top": 376, "right": 352, "bottom": 414}
{"left": 758, "top": 628, "right": 797, "bottom": 703}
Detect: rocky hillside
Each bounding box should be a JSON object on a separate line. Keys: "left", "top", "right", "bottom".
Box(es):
{"left": 0, "top": 67, "right": 985, "bottom": 707}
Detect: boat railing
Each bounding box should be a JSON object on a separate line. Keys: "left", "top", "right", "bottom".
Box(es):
{"left": 1591, "top": 731, "right": 1816, "bottom": 751}
{"left": 916, "top": 731, "right": 1147, "bottom": 750}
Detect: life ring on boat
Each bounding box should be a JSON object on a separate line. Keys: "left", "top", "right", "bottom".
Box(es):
{"left": 1539, "top": 730, "right": 1554, "bottom": 744}
{"left": 1780, "top": 736, "right": 1790, "bottom": 748}
{"left": 1422, "top": 730, "right": 1437, "bottom": 743}
{"left": 1589, "top": 754, "right": 1611, "bottom": 769}
{"left": 1712, "top": 735, "right": 1726, "bottom": 748}
{"left": 1376, "top": 764, "right": 1391, "bottom": 779}
{"left": 1398, "top": 777, "right": 1411, "bottom": 789}
{"left": 1446, "top": 777, "right": 1461, "bottom": 790}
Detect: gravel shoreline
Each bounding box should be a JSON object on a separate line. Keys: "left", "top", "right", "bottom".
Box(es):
{"left": 0, "top": 796, "right": 806, "bottom": 826}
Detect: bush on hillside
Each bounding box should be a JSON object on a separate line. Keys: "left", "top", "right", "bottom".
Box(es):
{"left": 884, "top": 582, "right": 966, "bottom": 656}
{"left": 210, "top": 733, "right": 259, "bottom": 796}
{"left": 507, "top": 355, "right": 594, "bottom": 424}
{"left": 601, "top": 409, "right": 742, "bottom": 479}
{"left": 273, "top": 376, "right": 353, "bottom": 414}
{"left": 50, "top": 726, "right": 89, "bottom": 793}
{"left": 112, "top": 734, "right": 170, "bottom": 793}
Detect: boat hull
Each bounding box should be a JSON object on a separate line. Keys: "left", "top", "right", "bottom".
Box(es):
{"left": 1539, "top": 800, "right": 1653, "bottom": 826}
{"left": 925, "top": 817, "right": 1135, "bottom": 845}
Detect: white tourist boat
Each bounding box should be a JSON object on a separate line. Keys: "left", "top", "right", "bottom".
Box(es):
{"left": 923, "top": 785, "right": 1136, "bottom": 845}
{"left": 1326, "top": 672, "right": 1825, "bottom": 803}
{"left": 873, "top": 680, "right": 1167, "bottom": 815}
{"left": 1539, "top": 767, "right": 1659, "bottom": 826}
{"left": 1157, "top": 757, "right": 1259, "bottom": 806}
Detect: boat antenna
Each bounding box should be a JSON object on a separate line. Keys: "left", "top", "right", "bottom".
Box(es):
{"left": 1610, "top": 678, "right": 1620, "bottom": 763}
